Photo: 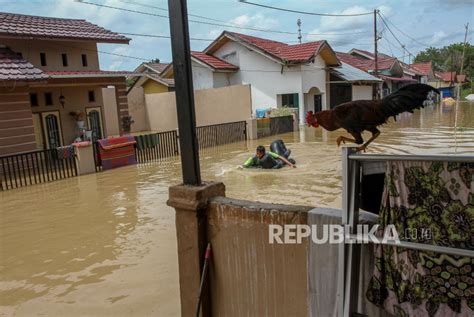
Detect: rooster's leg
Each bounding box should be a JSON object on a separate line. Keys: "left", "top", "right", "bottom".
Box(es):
{"left": 357, "top": 129, "right": 380, "bottom": 152}
{"left": 336, "top": 136, "right": 357, "bottom": 146}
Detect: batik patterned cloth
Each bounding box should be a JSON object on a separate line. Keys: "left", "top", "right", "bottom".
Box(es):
{"left": 97, "top": 136, "right": 137, "bottom": 170}
{"left": 56, "top": 145, "right": 75, "bottom": 159}
{"left": 366, "top": 161, "right": 474, "bottom": 317}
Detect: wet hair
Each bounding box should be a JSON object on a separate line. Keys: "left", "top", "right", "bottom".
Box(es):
{"left": 256, "top": 145, "right": 265, "bottom": 154}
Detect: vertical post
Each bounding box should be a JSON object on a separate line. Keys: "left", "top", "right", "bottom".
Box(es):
{"left": 298, "top": 90, "right": 305, "bottom": 124}
{"left": 168, "top": 0, "right": 201, "bottom": 185}
{"left": 339, "top": 146, "right": 361, "bottom": 317}
{"left": 373, "top": 9, "right": 379, "bottom": 99}
{"left": 456, "top": 23, "right": 469, "bottom": 101}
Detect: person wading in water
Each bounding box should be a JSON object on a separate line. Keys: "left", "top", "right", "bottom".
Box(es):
{"left": 242, "top": 141, "right": 296, "bottom": 169}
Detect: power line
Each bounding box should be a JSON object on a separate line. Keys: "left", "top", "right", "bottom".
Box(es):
{"left": 119, "top": 32, "right": 215, "bottom": 42}
{"left": 238, "top": 0, "right": 373, "bottom": 17}
{"left": 378, "top": 12, "right": 431, "bottom": 47}
{"left": 76, "top": 0, "right": 370, "bottom": 37}
{"left": 377, "top": 12, "right": 414, "bottom": 58}
{"left": 119, "top": 31, "right": 374, "bottom": 46}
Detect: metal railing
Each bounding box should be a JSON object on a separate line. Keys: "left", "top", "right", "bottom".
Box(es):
{"left": 270, "top": 115, "right": 293, "bottom": 135}
{"left": 91, "top": 121, "right": 247, "bottom": 167}
{"left": 0, "top": 148, "right": 78, "bottom": 191}
{"left": 338, "top": 147, "right": 474, "bottom": 317}
{"left": 134, "top": 130, "right": 179, "bottom": 164}
{"left": 196, "top": 121, "right": 247, "bottom": 150}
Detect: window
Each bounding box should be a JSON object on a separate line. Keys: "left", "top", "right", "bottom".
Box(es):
{"left": 30, "top": 93, "right": 38, "bottom": 107}
{"left": 40, "top": 53, "right": 47, "bottom": 66}
{"left": 81, "top": 54, "right": 88, "bottom": 67}
{"left": 281, "top": 93, "right": 299, "bottom": 108}
{"left": 61, "top": 53, "right": 68, "bottom": 67}
{"left": 88, "top": 90, "right": 96, "bottom": 102}
{"left": 44, "top": 92, "right": 53, "bottom": 106}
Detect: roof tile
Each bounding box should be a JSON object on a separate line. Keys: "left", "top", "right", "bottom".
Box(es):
{"left": 409, "top": 62, "right": 432, "bottom": 76}
{"left": 0, "top": 47, "right": 48, "bottom": 81}
{"left": 0, "top": 12, "right": 130, "bottom": 43}
{"left": 227, "top": 32, "right": 324, "bottom": 63}
{"left": 336, "top": 52, "right": 395, "bottom": 72}
{"left": 191, "top": 51, "right": 238, "bottom": 70}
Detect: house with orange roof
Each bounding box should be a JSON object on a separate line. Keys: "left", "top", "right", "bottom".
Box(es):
{"left": 130, "top": 31, "right": 381, "bottom": 125}
{"left": 409, "top": 61, "right": 436, "bottom": 84}
{"left": 340, "top": 49, "right": 418, "bottom": 97}
{"left": 0, "top": 11, "right": 133, "bottom": 156}
{"left": 152, "top": 31, "right": 379, "bottom": 122}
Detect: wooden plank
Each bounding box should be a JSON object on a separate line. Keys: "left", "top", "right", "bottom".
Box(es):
{"left": 0, "top": 142, "right": 36, "bottom": 156}
{"left": 0, "top": 126, "right": 35, "bottom": 138}
{"left": 0, "top": 119, "right": 34, "bottom": 129}
{"left": 0, "top": 110, "right": 33, "bottom": 120}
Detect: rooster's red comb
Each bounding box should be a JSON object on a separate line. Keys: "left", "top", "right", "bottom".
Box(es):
{"left": 306, "top": 111, "right": 319, "bottom": 128}
{"left": 306, "top": 111, "right": 314, "bottom": 125}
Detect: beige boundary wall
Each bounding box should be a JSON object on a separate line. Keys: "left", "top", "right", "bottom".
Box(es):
{"left": 133, "top": 84, "right": 252, "bottom": 132}
{"left": 167, "top": 181, "right": 387, "bottom": 316}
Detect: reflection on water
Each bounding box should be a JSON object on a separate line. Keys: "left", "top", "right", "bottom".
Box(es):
{"left": 0, "top": 102, "right": 473, "bottom": 316}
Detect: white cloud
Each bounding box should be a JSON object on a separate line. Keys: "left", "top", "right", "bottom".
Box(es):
{"left": 104, "top": 46, "right": 131, "bottom": 71}
{"left": 228, "top": 13, "right": 278, "bottom": 30}
{"left": 429, "top": 31, "right": 450, "bottom": 46}
{"left": 305, "top": 5, "right": 392, "bottom": 51}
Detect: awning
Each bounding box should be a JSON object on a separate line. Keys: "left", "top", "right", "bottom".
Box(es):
{"left": 379, "top": 75, "right": 417, "bottom": 82}
{"left": 45, "top": 70, "right": 144, "bottom": 79}
{"left": 331, "top": 62, "right": 382, "bottom": 83}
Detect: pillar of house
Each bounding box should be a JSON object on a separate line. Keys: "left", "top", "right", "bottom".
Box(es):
{"left": 298, "top": 90, "right": 305, "bottom": 124}
{"left": 167, "top": 181, "right": 226, "bottom": 317}
{"left": 246, "top": 118, "right": 257, "bottom": 140}
{"left": 73, "top": 142, "right": 96, "bottom": 175}
{"left": 113, "top": 82, "right": 129, "bottom": 135}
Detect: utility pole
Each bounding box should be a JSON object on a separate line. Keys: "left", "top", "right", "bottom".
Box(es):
{"left": 456, "top": 22, "right": 469, "bottom": 101}
{"left": 374, "top": 9, "right": 379, "bottom": 99}
{"left": 297, "top": 18, "right": 302, "bottom": 44}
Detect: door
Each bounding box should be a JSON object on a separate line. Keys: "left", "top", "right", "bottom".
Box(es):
{"left": 32, "top": 113, "right": 45, "bottom": 149}
{"left": 41, "top": 111, "right": 63, "bottom": 149}
{"left": 86, "top": 107, "right": 104, "bottom": 141}
{"left": 313, "top": 95, "right": 322, "bottom": 112}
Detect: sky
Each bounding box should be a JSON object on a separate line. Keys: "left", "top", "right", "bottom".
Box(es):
{"left": 1, "top": 0, "right": 472, "bottom": 71}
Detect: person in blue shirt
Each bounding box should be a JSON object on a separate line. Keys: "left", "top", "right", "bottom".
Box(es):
{"left": 243, "top": 142, "right": 296, "bottom": 169}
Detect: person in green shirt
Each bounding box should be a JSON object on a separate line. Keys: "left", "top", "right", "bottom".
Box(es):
{"left": 243, "top": 145, "right": 296, "bottom": 169}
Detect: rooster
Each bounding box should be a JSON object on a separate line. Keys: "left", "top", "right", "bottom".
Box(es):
{"left": 306, "top": 83, "right": 439, "bottom": 151}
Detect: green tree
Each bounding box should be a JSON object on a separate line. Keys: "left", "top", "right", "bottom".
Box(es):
{"left": 414, "top": 43, "right": 473, "bottom": 79}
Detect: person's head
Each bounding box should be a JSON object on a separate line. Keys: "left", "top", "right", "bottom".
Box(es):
{"left": 256, "top": 145, "right": 266, "bottom": 159}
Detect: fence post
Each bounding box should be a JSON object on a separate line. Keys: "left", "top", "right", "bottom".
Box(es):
{"left": 167, "top": 182, "right": 225, "bottom": 317}
{"left": 74, "top": 142, "right": 97, "bottom": 175}
{"left": 245, "top": 118, "right": 257, "bottom": 140}
{"left": 339, "top": 145, "right": 361, "bottom": 317}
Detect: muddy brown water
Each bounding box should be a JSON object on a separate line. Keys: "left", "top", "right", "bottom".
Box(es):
{"left": 1, "top": 102, "right": 473, "bottom": 316}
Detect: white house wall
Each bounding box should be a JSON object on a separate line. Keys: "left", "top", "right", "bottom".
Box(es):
{"left": 192, "top": 61, "right": 214, "bottom": 90}
{"left": 213, "top": 72, "right": 230, "bottom": 88}
{"left": 213, "top": 41, "right": 303, "bottom": 114}
{"left": 301, "top": 55, "right": 327, "bottom": 117}
{"left": 352, "top": 85, "right": 373, "bottom": 101}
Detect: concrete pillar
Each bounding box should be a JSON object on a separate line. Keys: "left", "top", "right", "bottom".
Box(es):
{"left": 74, "top": 142, "right": 96, "bottom": 175}
{"left": 246, "top": 118, "right": 257, "bottom": 140}
{"left": 298, "top": 91, "right": 305, "bottom": 124}
{"left": 167, "top": 182, "right": 226, "bottom": 317}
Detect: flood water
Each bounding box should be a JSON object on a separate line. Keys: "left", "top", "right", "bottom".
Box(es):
{"left": 1, "top": 102, "right": 473, "bottom": 316}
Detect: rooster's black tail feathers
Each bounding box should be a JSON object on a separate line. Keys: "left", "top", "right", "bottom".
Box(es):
{"left": 380, "top": 84, "right": 439, "bottom": 119}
